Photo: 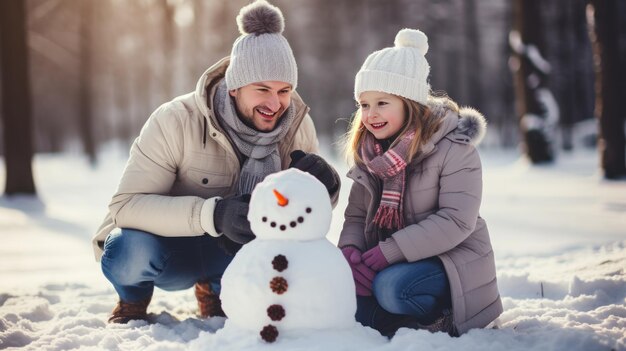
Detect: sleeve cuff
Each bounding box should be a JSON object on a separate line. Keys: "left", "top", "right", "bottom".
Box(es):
{"left": 200, "top": 196, "right": 223, "bottom": 237}
{"left": 329, "top": 175, "right": 341, "bottom": 209}
{"left": 379, "top": 238, "right": 405, "bottom": 264}
{"left": 338, "top": 244, "right": 361, "bottom": 252}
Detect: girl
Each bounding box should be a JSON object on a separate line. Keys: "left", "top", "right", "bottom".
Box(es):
{"left": 340, "top": 28, "right": 502, "bottom": 337}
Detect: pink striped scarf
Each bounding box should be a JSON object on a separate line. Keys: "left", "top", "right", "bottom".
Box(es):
{"left": 359, "top": 131, "right": 414, "bottom": 231}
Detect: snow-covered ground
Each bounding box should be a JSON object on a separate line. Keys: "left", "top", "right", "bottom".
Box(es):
{"left": 1, "top": 144, "right": 625, "bottom": 350}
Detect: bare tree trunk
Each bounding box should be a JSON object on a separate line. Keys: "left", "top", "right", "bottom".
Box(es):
{"left": 79, "top": 0, "right": 97, "bottom": 165}
{"left": 556, "top": 1, "right": 575, "bottom": 151}
{"left": 131, "top": 2, "right": 153, "bottom": 136}
{"left": 100, "top": 0, "right": 133, "bottom": 145}
{"left": 112, "top": 57, "right": 133, "bottom": 144}
{"left": 589, "top": 0, "right": 626, "bottom": 179}
{"left": 161, "top": 0, "right": 176, "bottom": 100}
{"left": 440, "top": 0, "right": 461, "bottom": 102}
{"left": 190, "top": 0, "right": 206, "bottom": 80}
{"left": 550, "top": 0, "right": 594, "bottom": 152}
{"left": 511, "top": 0, "right": 557, "bottom": 163}
{"left": 0, "top": 0, "right": 37, "bottom": 195}
{"left": 464, "top": 0, "right": 483, "bottom": 110}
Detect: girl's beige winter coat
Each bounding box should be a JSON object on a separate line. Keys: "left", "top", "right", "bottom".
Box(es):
{"left": 92, "top": 57, "right": 319, "bottom": 260}
{"left": 339, "top": 98, "right": 503, "bottom": 335}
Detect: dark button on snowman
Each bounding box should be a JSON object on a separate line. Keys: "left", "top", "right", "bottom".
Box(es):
{"left": 220, "top": 168, "right": 356, "bottom": 343}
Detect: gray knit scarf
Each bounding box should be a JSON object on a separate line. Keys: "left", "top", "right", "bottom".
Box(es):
{"left": 214, "top": 81, "right": 296, "bottom": 194}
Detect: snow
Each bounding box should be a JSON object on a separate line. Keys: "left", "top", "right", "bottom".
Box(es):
{"left": 1, "top": 145, "right": 625, "bottom": 350}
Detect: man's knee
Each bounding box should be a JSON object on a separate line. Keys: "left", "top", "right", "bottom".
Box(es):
{"left": 101, "top": 229, "right": 163, "bottom": 285}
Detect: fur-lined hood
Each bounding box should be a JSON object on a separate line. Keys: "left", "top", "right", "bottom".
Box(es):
{"left": 427, "top": 96, "right": 487, "bottom": 147}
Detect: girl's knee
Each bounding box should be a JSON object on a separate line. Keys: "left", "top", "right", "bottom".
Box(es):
{"left": 374, "top": 277, "right": 438, "bottom": 316}
{"left": 372, "top": 264, "right": 407, "bottom": 297}
{"left": 372, "top": 262, "right": 449, "bottom": 316}
{"left": 372, "top": 270, "right": 405, "bottom": 314}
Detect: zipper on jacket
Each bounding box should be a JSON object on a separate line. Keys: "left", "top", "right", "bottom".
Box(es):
{"left": 202, "top": 118, "right": 207, "bottom": 147}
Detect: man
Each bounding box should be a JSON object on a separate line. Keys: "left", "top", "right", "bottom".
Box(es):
{"left": 92, "top": 0, "right": 340, "bottom": 324}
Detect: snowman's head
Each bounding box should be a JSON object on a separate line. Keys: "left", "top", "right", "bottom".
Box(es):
{"left": 248, "top": 168, "right": 332, "bottom": 241}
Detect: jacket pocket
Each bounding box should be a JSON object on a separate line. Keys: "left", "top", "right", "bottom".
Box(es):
{"left": 187, "top": 168, "right": 232, "bottom": 188}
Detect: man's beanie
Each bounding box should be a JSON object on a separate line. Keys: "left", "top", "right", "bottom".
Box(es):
{"left": 354, "top": 28, "right": 430, "bottom": 105}
{"left": 225, "top": 0, "right": 297, "bottom": 90}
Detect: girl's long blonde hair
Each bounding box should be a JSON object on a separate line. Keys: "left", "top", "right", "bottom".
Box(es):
{"left": 343, "top": 95, "right": 443, "bottom": 166}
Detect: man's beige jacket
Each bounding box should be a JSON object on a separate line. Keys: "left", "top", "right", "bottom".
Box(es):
{"left": 92, "top": 57, "right": 319, "bottom": 260}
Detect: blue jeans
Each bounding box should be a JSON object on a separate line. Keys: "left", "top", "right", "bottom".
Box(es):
{"left": 101, "top": 228, "right": 233, "bottom": 302}
{"left": 356, "top": 257, "right": 451, "bottom": 336}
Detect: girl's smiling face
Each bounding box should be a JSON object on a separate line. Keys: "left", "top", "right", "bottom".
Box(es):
{"left": 358, "top": 91, "right": 406, "bottom": 140}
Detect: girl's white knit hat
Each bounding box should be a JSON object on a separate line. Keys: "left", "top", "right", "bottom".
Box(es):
{"left": 354, "top": 29, "right": 430, "bottom": 104}
{"left": 226, "top": 0, "right": 297, "bottom": 90}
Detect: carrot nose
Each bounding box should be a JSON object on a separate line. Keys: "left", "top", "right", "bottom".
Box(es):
{"left": 273, "top": 189, "right": 289, "bottom": 207}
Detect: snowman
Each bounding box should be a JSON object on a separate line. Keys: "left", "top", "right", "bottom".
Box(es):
{"left": 220, "top": 168, "right": 356, "bottom": 343}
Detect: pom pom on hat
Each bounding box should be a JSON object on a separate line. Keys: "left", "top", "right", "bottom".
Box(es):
{"left": 394, "top": 29, "right": 428, "bottom": 55}
{"left": 237, "top": 0, "right": 285, "bottom": 35}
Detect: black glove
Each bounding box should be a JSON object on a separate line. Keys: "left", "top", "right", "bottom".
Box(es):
{"left": 289, "top": 150, "right": 340, "bottom": 195}
{"left": 213, "top": 194, "right": 255, "bottom": 245}
{"left": 216, "top": 236, "right": 244, "bottom": 256}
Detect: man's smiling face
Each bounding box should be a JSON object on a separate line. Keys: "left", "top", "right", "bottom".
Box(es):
{"left": 229, "top": 81, "right": 293, "bottom": 132}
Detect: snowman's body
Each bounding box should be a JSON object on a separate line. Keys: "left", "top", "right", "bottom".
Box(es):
{"left": 221, "top": 239, "right": 355, "bottom": 331}
{"left": 220, "top": 169, "right": 356, "bottom": 342}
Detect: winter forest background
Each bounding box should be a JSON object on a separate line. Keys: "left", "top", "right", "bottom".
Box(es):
{"left": 1, "top": 1, "right": 626, "bottom": 350}
{"left": 2, "top": 0, "right": 626, "bottom": 195}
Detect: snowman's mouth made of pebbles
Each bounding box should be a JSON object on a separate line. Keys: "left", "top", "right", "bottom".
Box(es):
{"left": 260, "top": 207, "right": 312, "bottom": 231}
{"left": 259, "top": 189, "right": 313, "bottom": 231}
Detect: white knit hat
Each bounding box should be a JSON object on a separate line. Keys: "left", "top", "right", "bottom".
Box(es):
{"left": 225, "top": 0, "right": 298, "bottom": 90}
{"left": 354, "top": 28, "right": 430, "bottom": 104}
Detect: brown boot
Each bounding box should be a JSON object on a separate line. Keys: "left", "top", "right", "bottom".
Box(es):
{"left": 195, "top": 282, "right": 226, "bottom": 318}
{"left": 108, "top": 297, "right": 151, "bottom": 324}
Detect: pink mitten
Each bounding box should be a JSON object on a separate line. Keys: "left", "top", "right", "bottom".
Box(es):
{"left": 362, "top": 245, "right": 390, "bottom": 272}
{"left": 341, "top": 247, "right": 376, "bottom": 296}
